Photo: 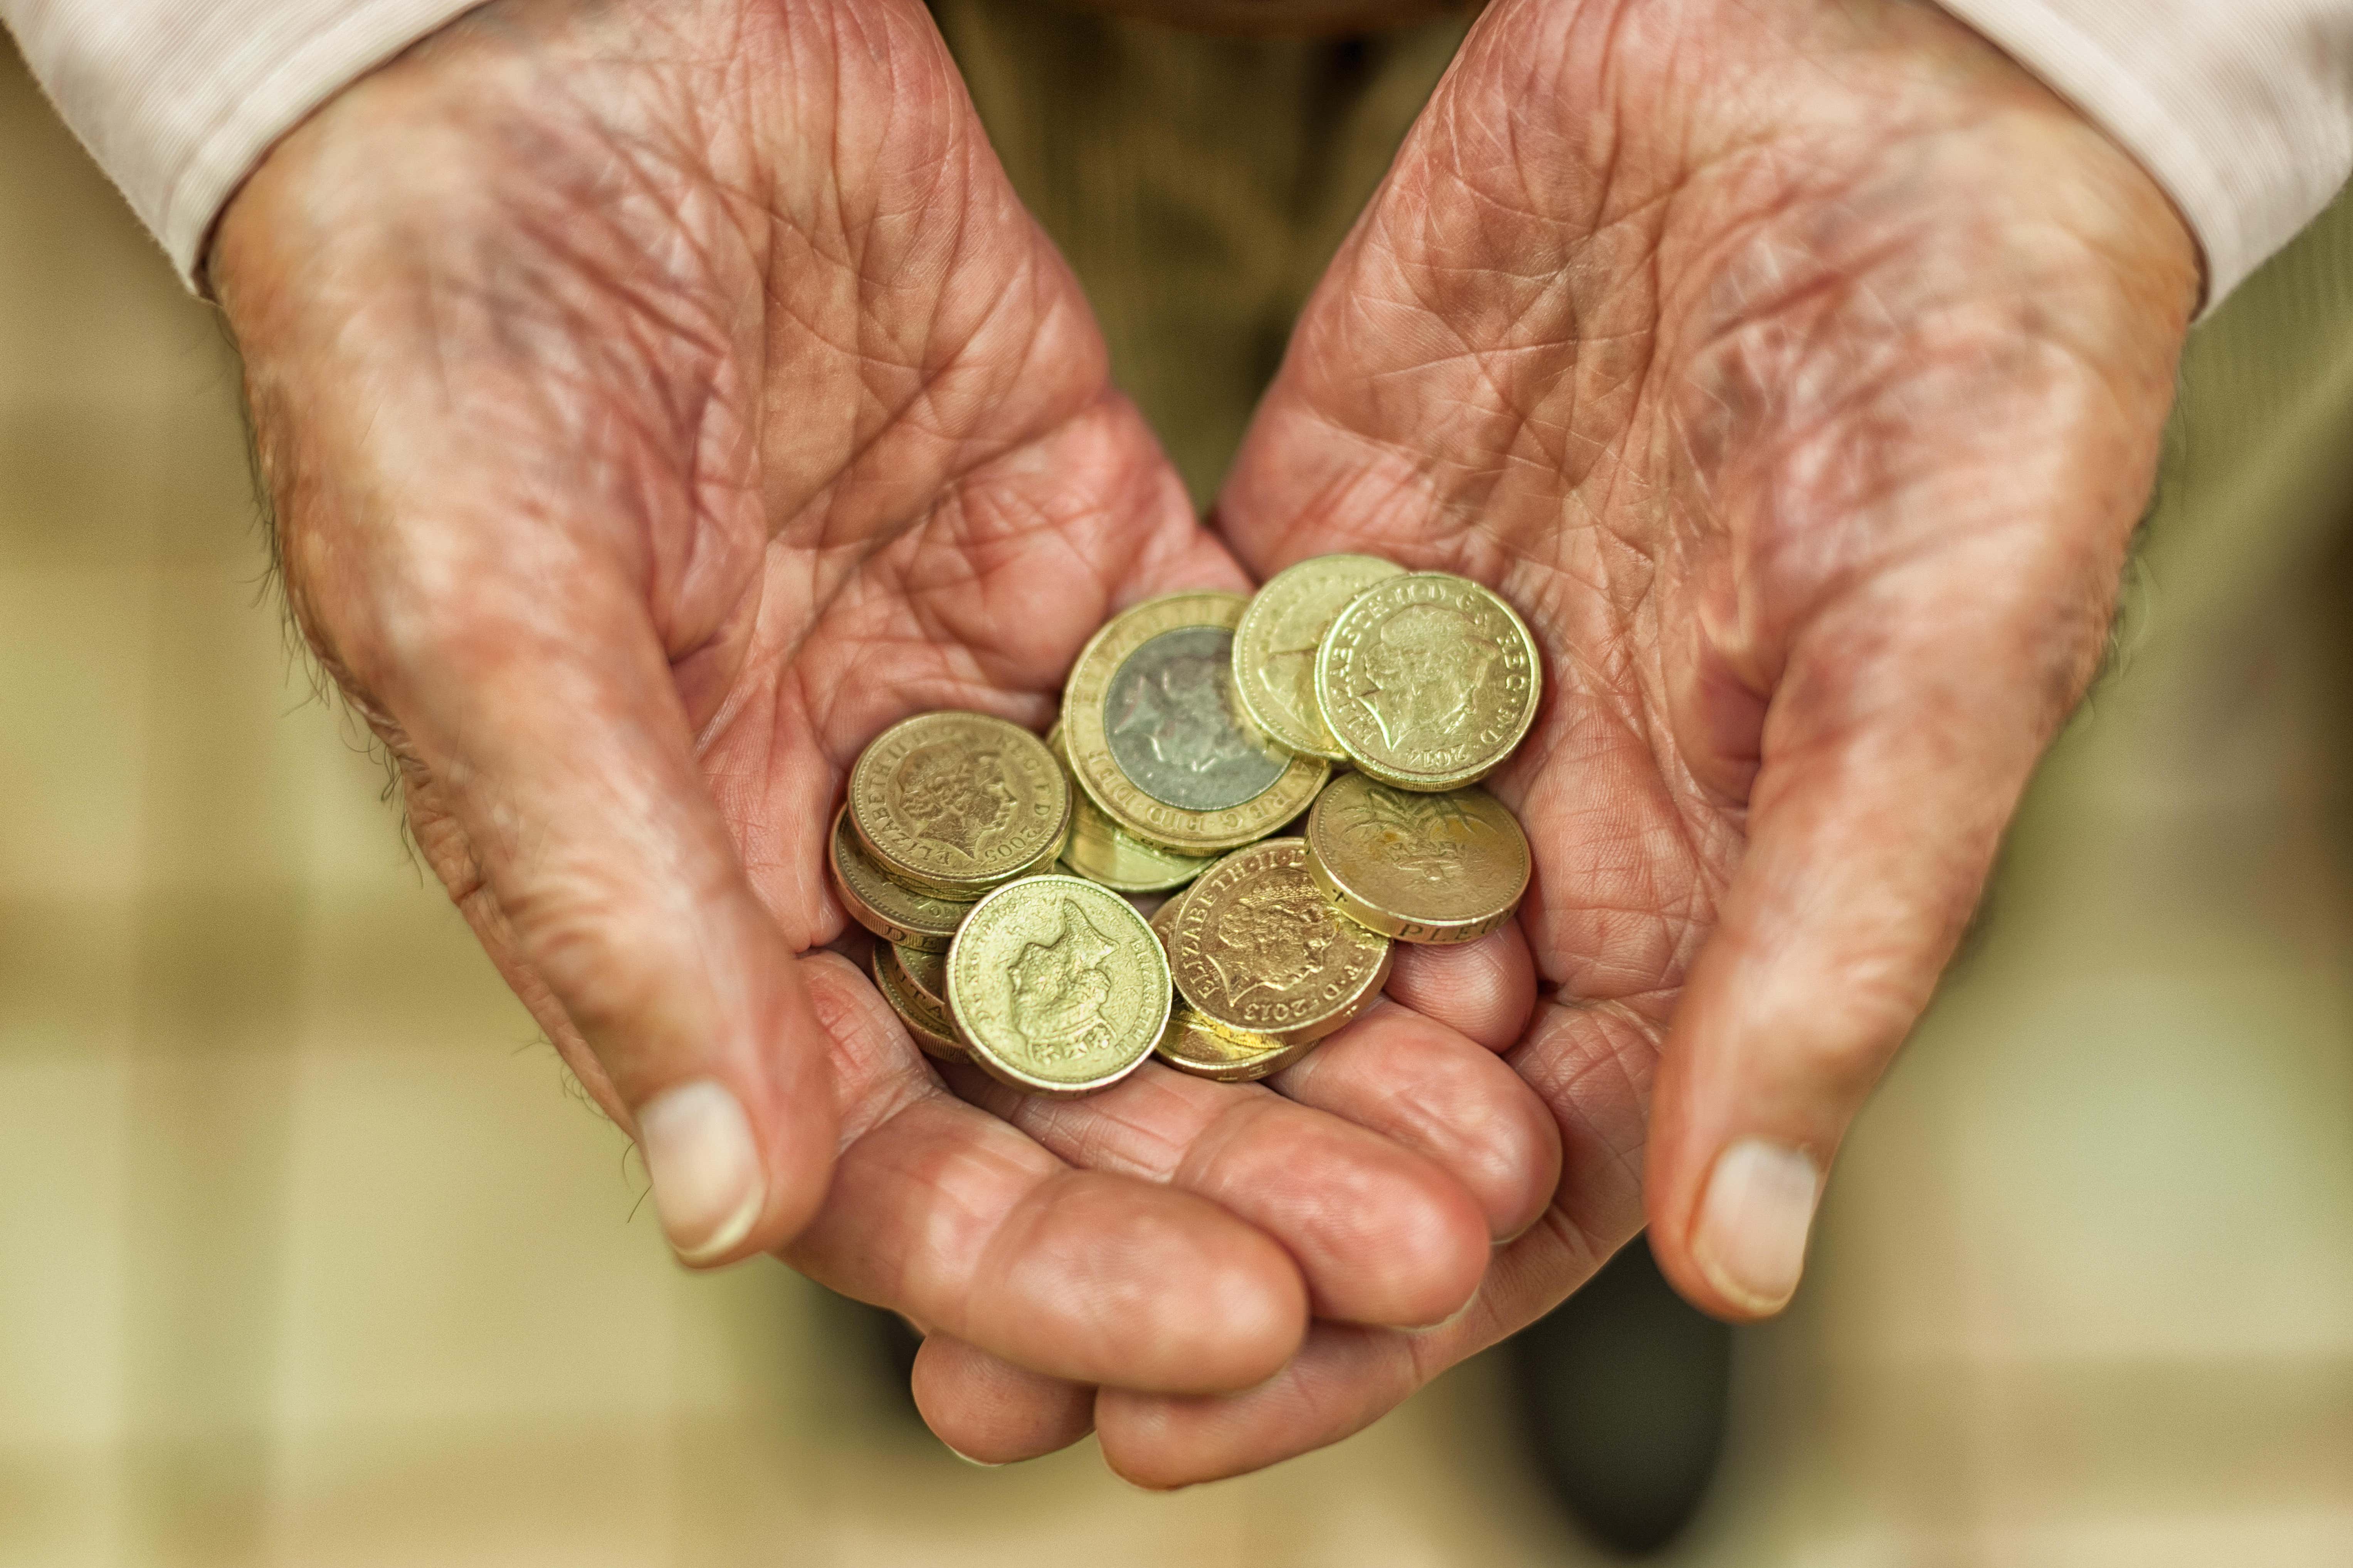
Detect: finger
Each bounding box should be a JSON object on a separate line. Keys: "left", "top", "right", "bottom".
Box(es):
{"left": 1646, "top": 575, "right": 2089, "bottom": 1320}
{"left": 1096, "top": 1212, "right": 1610, "bottom": 1487}
{"left": 1380, "top": 924, "right": 1540, "bottom": 1051}
{"left": 361, "top": 553, "right": 838, "bottom": 1270}
{"left": 951, "top": 1059, "right": 1492, "bottom": 1330}
{"left": 785, "top": 955, "right": 1309, "bottom": 1393}
{"left": 911, "top": 1335, "right": 1097, "bottom": 1464}
{"left": 1095, "top": 995, "right": 1656, "bottom": 1485}
{"left": 1269, "top": 1000, "right": 1562, "bottom": 1242}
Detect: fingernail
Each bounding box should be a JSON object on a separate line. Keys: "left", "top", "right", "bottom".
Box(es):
{"left": 1692, "top": 1138, "right": 1820, "bottom": 1315}
{"left": 638, "top": 1079, "right": 765, "bottom": 1265}
{"left": 943, "top": 1443, "right": 1007, "bottom": 1469}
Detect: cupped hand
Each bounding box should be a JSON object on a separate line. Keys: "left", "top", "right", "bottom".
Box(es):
{"left": 215, "top": 0, "right": 1557, "bottom": 1404}
{"left": 922, "top": 0, "right": 2199, "bottom": 1479}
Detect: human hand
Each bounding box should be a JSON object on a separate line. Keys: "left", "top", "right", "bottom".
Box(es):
{"left": 215, "top": 0, "right": 1557, "bottom": 1411}
{"left": 919, "top": 0, "right": 2198, "bottom": 1479}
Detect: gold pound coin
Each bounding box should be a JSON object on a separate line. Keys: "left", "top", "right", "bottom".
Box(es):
{"left": 947, "top": 874, "right": 1171, "bottom": 1098}
{"left": 1166, "top": 838, "right": 1392, "bottom": 1046}
{"left": 1061, "top": 592, "right": 1328, "bottom": 854}
{"left": 1231, "top": 554, "right": 1405, "bottom": 760}
{"left": 872, "top": 941, "right": 969, "bottom": 1063}
{"left": 849, "top": 711, "right": 1072, "bottom": 897}
{"left": 829, "top": 806, "right": 973, "bottom": 952}
{"left": 1304, "top": 773, "right": 1531, "bottom": 944}
{"left": 1147, "top": 895, "right": 1311, "bottom": 1080}
{"left": 1047, "top": 723, "right": 1215, "bottom": 894}
{"left": 1314, "top": 573, "right": 1542, "bottom": 791}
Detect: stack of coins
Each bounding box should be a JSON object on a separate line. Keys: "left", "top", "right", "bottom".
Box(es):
{"left": 829, "top": 556, "right": 1544, "bottom": 1098}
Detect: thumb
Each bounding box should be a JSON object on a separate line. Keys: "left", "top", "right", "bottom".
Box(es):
{"left": 1645, "top": 580, "right": 2100, "bottom": 1320}
{"left": 364, "top": 558, "right": 837, "bottom": 1268}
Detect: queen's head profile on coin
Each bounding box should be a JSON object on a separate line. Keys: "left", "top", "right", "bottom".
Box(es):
{"left": 849, "top": 712, "right": 1071, "bottom": 895}
{"left": 891, "top": 737, "right": 1017, "bottom": 857}
{"left": 1358, "top": 603, "right": 1504, "bottom": 753}
{"left": 1202, "top": 879, "right": 1336, "bottom": 1006}
{"left": 1317, "top": 574, "right": 1541, "bottom": 791}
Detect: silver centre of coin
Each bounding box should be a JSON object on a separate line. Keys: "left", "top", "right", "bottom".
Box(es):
{"left": 1104, "top": 626, "right": 1287, "bottom": 811}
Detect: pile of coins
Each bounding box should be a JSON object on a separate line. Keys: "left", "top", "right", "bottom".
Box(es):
{"left": 830, "top": 556, "right": 1542, "bottom": 1098}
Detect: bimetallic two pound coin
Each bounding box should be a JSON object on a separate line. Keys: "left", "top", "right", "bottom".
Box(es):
{"left": 849, "top": 712, "right": 1071, "bottom": 897}
{"left": 1231, "top": 554, "right": 1405, "bottom": 760}
{"left": 1166, "top": 838, "right": 1392, "bottom": 1046}
{"left": 1061, "top": 592, "right": 1327, "bottom": 854}
{"left": 829, "top": 806, "right": 973, "bottom": 952}
{"left": 947, "top": 875, "right": 1171, "bottom": 1098}
{"left": 872, "top": 941, "right": 969, "bottom": 1063}
{"left": 1305, "top": 773, "right": 1531, "bottom": 944}
{"left": 1315, "top": 573, "right": 1542, "bottom": 791}
{"left": 1047, "top": 724, "right": 1215, "bottom": 894}
{"left": 1148, "top": 892, "right": 1312, "bottom": 1080}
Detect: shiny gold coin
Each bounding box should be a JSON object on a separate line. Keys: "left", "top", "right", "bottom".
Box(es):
{"left": 849, "top": 711, "right": 1072, "bottom": 897}
{"left": 872, "top": 940, "right": 968, "bottom": 1063}
{"left": 946, "top": 874, "right": 1171, "bottom": 1098}
{"left": 1147, "top": 896, "right": 1309, "bottom": 1080}
{"left": 1061, "top": 592, "right": 1328, "bottom": 853}
{"left": 1231, "top": 553, "right": 1405, "bottom": 760}
{"left": 829, "top": 806, "right": 973, "bottom": 952}
{"left": 1305, "top": 773, "right": 1531, "bottom": 943}
{"left": 1315, "top": 573, "right": 1542, "bottom": 791}
{"left": 1165, "top": 838, "right": 1393, "bottom": 1045}
{"left": 1046, "top": 723, "right": 1215, "bottom": 893}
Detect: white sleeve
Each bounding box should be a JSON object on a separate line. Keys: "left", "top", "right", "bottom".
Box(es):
{"left": 0, "top": 0, "right": 484, "bottom": 287}
{"left": 2, "top": 0, "right": 2350, "bottom": 307}
{"left": 1935, "top": 0, "right": 2353, "bottom": 312}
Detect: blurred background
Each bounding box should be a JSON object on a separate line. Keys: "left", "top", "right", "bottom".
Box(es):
{"left": 5, "top": 14, "right": 2353, "bottom": 1565}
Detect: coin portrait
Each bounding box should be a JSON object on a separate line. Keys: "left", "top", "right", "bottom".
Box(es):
{"left": 1106, "top": 623, "right": 1288, "bottom": 810}
{"left": 849, "top": 711, "right": 1071, "bottom": 895}
{"left": 1170, "top": 839, "right": 1391, "bottom": 1043}
{"left": 1316, "top": 574, "right": 1542, "bottom": 790}
{"left": 1062, "top": 594, "right": 1328, "bottom": 853}
{"left": 1304, "top": 773, "right": 1531, "bottom": 943}
{"left": 948, "top": 875, "right": 1171, "bottom": 1097}
{"left": 1230, "top": 553, "right": 1405, "bottom": 759}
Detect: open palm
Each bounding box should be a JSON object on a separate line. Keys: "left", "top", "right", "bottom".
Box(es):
{"left": 919, "top": 0, "right": 2197, "bottom": 1481}
{"left": 215, "top": 0, "right": 1557, "bottom": 1417}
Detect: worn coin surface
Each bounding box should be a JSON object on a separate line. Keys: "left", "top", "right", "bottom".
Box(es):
{"left": 894, "top": 941, "right": 949, "bottom": 1008}
{"left": 872, "top": 941, "right": 968, "bottom": 1063}
{"left": 1047, "top": 724, "right": 1215, "bottom": 894}
{"left": 1315, "top": 573, "right": 1542, "bottom": 791}
{"left": 947, "top": 875, "right": 1171, "bottom": 1098}
{"left": 1063, "top": 593, "right": 1327, "bottom": 853}
{"left": 1231, "top": 554, "right": 1405, "bottom": 760}
{"left": 1166, "top": 838, "right": 1392, "bottom": 1044}
{"left": 849, "top": 711, "right": 1071, "bottom": 897}
{"left": 1147, "top": 895, "right": 1311, "bottom": 1079}
{"left": 1305, "top": 773, "right": 1531, "bottom": 943}
{"left": 829, "top": 806, "right": 974, "bottom": 952}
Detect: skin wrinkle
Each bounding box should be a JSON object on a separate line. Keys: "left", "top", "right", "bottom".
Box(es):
{"left": 220, "top": 0, "right": 2202, "bottom": 1483}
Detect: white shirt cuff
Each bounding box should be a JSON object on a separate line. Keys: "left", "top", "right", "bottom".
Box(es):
{"left": 1, "top": 0, "right": 488, "bottom": 288}
{"left": 1936, "top": 0, "right": 2353, "bottom": 314}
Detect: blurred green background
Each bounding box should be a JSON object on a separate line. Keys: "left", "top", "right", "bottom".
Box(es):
{"left": 5, "top": 15, "right": 2353, "bottom": 1564}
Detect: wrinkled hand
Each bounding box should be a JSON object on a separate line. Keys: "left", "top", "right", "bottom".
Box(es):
{"left": 216, "top": 0, "right": 1557, "bottom": 1417}
{"left": 924, "top": 0, "right": 2198, "bottom": 1481}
